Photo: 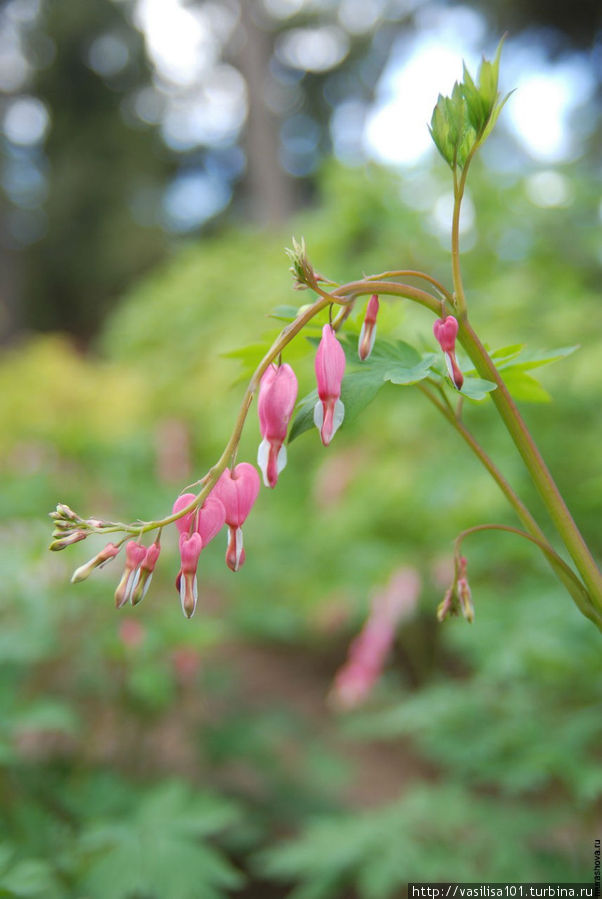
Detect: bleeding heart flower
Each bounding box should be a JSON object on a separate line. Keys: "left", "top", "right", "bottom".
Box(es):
{"left": 178, "top": 532, "right": 203, "bottom": 618}
{"left": 257, "top": 363, "right": 298, "bottom": 488}
{"left": 314, "top": 323, "right": 346, "bottom": 446}
{"left": 433, "top": 315, "right": 463, "bottom": 390}
{"left": 214, "top": 463, "right": 260, "bottom": 571}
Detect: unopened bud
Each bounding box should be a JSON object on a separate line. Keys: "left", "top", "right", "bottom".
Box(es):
{"left": 71, "top": 543, "right": 121, "bottom": 584}
{"left": 436, "top": 587, "right": 456, "bottom": 622}
{"left": 114, "top": 541, "right": 147, "bottom": 608}
{"left": 456, "top": 556, "right": 473, "bottom": 622}
{"left": 358, "top": 294, "right": 379, "bottom": 361}
{"left": 49, "top": 531, "right": 87, "bottom": 551}
{"left": 130, "top": 542, "right": 161, "bottom": 606}
{"left": 55, "top": 503, "right": 78, "bottom": 521}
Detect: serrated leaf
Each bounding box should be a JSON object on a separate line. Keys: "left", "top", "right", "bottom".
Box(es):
{"left": 77, "top": 781, "right": 244, "bottom": 899}
{"left": 459, "top": 377, "right": 497, "bottom": 401}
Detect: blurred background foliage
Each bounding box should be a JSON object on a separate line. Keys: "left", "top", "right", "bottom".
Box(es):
{"left": 1, "top": 0, "right": 602, "bottom": 896}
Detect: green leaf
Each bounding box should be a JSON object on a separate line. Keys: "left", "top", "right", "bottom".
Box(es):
{"left": 78, "top": 781, "right": 244, "bottom": 899}
{"left": 503, "top": 370, "right": 551, "bottom": 403}
{"left": 490, "top": 343, "right": 524, "bottom": 362}
{"left": 289, "top": 338, "right": 436, "bottom": 443}
{"left": 268, "top": 305, "right": 301, "bottom": 322}
{"left": 497, "top": 345, "right": 578, "bottom": 372}
{"left": 459, "top": 377, "right": 497, "bottom": 401}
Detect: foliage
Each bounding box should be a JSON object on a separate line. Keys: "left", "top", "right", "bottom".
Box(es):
{"left": 1, "top": 152, "right": 601, "bottom": 895}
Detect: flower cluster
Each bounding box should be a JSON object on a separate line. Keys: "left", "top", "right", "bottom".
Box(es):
{"left": 52, "top": 313, "right": 353, "bottom": 618}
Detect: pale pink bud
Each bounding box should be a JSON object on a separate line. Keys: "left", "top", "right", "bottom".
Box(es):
{"left": 178, "top": 532, "right": 202, "bottom": 618}
{"left": 314, "top": 324, "right": 346, "bottom": 446}
{"left": 214, "top": 463, "right": 260, "bottom": 572}
{"left": 172, "top": 492, "right": 196, "bottom": 535}
{"left": 358, "top": 294, "right": 379, "bottom": 361}
{"left": 257, "top": 363, "right": 298, "bottom": 488}
{"left": 114, "top": 541, "right": 146, "bottom": 609}
{"left": 433, "top": 315, "right": 463, "bottom": 390}
{"left": 130, "top": 541, "right": 161, "bottom": 606}
{"left": 71, "top": 542, "right": 121, "bottom": 583}
{"left": 49, "top": 530, "right": 87, "bottom": 551}
{"left": 456, "top": 556, "right": 473, "bottom": 622}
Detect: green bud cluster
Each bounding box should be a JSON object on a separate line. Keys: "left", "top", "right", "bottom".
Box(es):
{"left": 429, "top": 38, "right": 511, "bottom": 170}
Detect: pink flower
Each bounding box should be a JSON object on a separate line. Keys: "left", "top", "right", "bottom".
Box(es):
{"left": 214, "top": 463, "right": 260, "bottom": 571}
{"left": 358, "top": 294, "right": 379, "bottom": 361}
{"left": 433, "top": 315, "right": 463, "bottom": 390}
{"left": 178, "top": 532, "right": 203, "bottom": 618}
{"left": 172, "top": 492, "right": 226, "bottom": 617}
{"left": 314, "top": 324, "right": 346, "bottom": 446}
{"left": 331, "top": 567, "right": 421, "bottom": 710}
{"left": 130, "top": 540, "right": 161, "bottom": 606}
{"left": 257, "top": 363, "right": 298, "bottom": 488}
{"left": 172, "top": 492, "right": 196, "bottom": 535}
{"left": 114, "top": 540, "right": 147, "bottom": 608}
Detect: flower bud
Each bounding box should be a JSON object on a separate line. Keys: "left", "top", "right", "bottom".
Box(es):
{"left": 71, "top": 542, "right": 121, "bottom": 583}
{"left": 314, "top": 324, "right": 346, "bottom": 446}
{"left": 456, "top": 556, "right": 473, "bottom": 622}
{"left": 114, "top": 541, "right": 147, "bottom": 608}
{"left": 130, "top": 541, "right": 161, "bottom": 606}
{"left": 49, "top": 531, "right": 87, "bottom": 551}
{"left": 55, "top": 503, "right": 78, "bottom": 521}
{"left": 358, "top": 294, "right": 379, "bottom": 361}
{"left": 433, "top": 315, "right": 463, "bottom": 390}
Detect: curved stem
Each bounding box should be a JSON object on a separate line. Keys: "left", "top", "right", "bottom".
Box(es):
{"left": 107, "top": 294, "right": 332, "bottom": 535}
{"left": 418, "top": 383, "right": 599, "bottom": 626}
{"left": 454, "top": 524, "right": 598, "bottom": 626}
{"left": 363, "top": 270, "right": 454, "bottom": 304}
{"left": 458, "top": 319, "right": 602, "bottom": 611}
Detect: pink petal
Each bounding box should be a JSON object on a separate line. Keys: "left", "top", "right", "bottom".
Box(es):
{"left": 315, "top": 324, "right": 346, "bottom": 401}
{"left": 172, "top": 492, "right": 196, "bottom": 535}
{"left": 196, "top": 495, "right": 226, "bottom": 547}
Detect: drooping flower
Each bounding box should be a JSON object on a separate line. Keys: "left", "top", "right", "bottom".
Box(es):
{"left": 330, "top": 567, "right": 421, "bottom": 709}
{"left": 314, "top": 323, "right": 346, "bottom": 446}
{"left": 433, "top": 315, "right": 463, "bottom": 390}
{"left": 214, "top": 463, "right": 260, "bottom": 571}
{"left": 196, "top": 495, "right": 226, "bottom": 548}
{"left": 178, "top": 532, "right": 203, "bottom": 618}
{"left": 172, "top": 492, "right": 226, "bottom": 617}
{"left": 257, "top": 362, "right": 298, "bottom": 488}
{"left": 130, "top": 540, "right": 161, "bottom": 606}
{"left": 114, "top": 540, "right": 147, "bottom": 608}
{"left": 358, "top": 294, "right": 379, "bottom": 361}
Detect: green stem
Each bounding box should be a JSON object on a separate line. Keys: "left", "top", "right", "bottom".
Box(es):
{"left": 418, "top": 383, "right": 599, "bottom": 626}
{"left": 458, "top": 319, "right": 602, "bottom": 611}
{"left": 454, "top": 523, "right": 593, "bottom": 609}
